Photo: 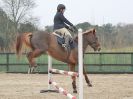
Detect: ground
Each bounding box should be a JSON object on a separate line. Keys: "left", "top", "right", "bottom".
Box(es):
{"left": 0, "top": 73, "right": 133, "bottom": 99}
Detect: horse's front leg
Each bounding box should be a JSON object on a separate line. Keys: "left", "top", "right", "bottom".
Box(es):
{"left": 83, "top": 65, "right": 92, "bottom": 87}
{"left": 69, "top": 64, "right": 77, "bottom": 93}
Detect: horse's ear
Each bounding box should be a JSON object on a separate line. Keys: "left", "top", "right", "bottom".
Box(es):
{"left": 74, "top": 36, "right": 78, "bottom": 43}
{"left": 93, "top": 28, "right": 96, "bottom": 33}
{"left": 92, "top": 28, "right": 96, "bottom": 35}
{"left": 76, "top": 36, "right": 78, "bottom": 41}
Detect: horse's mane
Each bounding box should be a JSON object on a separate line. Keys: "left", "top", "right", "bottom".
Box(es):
{"left": 73, "top": 28, "right": 96, "bottom": 42}
{"left": 83, "top": 28, "right": 96, "bottom": 34}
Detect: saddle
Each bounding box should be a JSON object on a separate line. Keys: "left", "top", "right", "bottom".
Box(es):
{"left": 53, "top": 31, "right": 76, "bottom": 50}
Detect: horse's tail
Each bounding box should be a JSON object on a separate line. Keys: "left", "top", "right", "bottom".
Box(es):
{"left": 16, "top": 32, "right": 32, "bottom": 59}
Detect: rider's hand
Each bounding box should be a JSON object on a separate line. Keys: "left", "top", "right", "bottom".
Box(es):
{"left": 68, "top": 26, "right": 78, "bottom": 33}
{"left": 65, "top": 25, "right": 69, "bottom": 29}
{"left": 72, "top": 26, "right": 78, "bottom": 33}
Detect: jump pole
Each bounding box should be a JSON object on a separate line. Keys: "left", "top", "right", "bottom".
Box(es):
{"left": 49, "top": 80, "right": 76, "bottom": 99}
{"left": 78, "top": 28, "right": 83, "bottom": 99}
{"left": 48, "top": 55, "right": 52, "bottom": 90}
{"left": 40, "top": 55, "right": 58, "bottom": 93}
{"left": 49, "top": 68, "right": 79, "bottom": 77}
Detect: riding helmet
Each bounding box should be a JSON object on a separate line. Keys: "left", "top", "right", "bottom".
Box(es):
{"left": 57, "top": 4, "right": 66, "bottom": 12}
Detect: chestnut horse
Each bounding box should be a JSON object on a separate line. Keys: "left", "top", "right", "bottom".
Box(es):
{"left": 16, "top": 28, "right": 100, "bottom": 93}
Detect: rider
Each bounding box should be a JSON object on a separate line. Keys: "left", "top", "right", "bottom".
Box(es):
{"left": 53, "top": 4, "right": 77, "bottom": 50}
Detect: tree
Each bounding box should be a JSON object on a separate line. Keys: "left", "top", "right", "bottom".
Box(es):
{"left": 18, "top": 21, "right": 38, "bottom": 33}
{"left": 103, "top": 23, "right": 113, "bottom": 33}
{"left": 2, "top": 0, "right": 36, "bottom": 32}
{"left": 45, "top": 26, "right": 53, "bottom": 32}
{"left": 76, "top": 22, "right": 91, "bottom": 31}
{"left": 0, "top": 7, "right": 14, "bottom": 51}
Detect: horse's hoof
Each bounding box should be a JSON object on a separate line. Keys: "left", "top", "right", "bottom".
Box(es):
{"left": 88, "top": 84, "right": 92, "bottom": 87}
{"left": 73, "top": 90, "right": 77, "bottom": 93}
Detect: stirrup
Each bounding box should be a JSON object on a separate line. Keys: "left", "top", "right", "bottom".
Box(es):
{"left": 62, "top": 44, "right": 68, "bottom": 51}
{"left": 62, "top": 44, "right": 67, "bottom": 47}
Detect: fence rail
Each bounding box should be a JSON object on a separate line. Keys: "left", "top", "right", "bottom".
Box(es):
{"left": 0, "top": 52, "right": 133, "bottom": 73}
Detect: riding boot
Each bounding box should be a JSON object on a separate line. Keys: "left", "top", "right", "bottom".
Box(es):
{"left": 62, "top": 35, "right": 71, "bottom": 51}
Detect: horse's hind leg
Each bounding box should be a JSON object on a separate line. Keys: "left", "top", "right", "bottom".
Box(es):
{"left": 27, "top": 49, "right": 44, "bottom": 74}
{"left": 83, "top": 65, "right": 92, "bottom": 87}
{"left": 69, "top": 64, "right": 77, "bottom": 93}
{"left": 27, "top": 52, "right": 32, "bottom": 74}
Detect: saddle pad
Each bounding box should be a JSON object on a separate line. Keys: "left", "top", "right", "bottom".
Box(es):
{"left": 53, "top": 32, "right": 76, "bottom": 49}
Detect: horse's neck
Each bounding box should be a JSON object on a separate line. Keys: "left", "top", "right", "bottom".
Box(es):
{"left": 73, "top": 35, "right": 88, "bottom": 53}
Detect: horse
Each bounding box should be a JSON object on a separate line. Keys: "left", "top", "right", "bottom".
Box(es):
{"left": 16, "top": 28, "right": 101, "bottom": 93}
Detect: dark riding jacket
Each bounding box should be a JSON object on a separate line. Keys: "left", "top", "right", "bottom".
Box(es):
{"left": 53, "top": 12, "right": 73, "bottom": 30}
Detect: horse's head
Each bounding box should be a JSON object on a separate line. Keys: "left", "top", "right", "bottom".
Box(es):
{"left": 83, "top": 28, "right": 101, "bottom": 51}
